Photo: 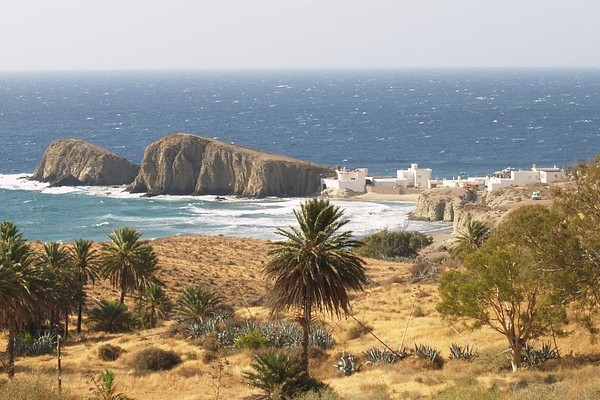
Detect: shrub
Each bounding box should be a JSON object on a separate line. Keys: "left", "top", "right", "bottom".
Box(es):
{"left": 98, "top": 344, "right": 125, "bottom": 361}
{"left": 88, "top": 369, "right": 131, "bottom": 400}
{"left": 131, "top": 347, "right": 182, "bottom": 371}
{"left": 357, "top": 229, "right": 433, "bottom": 260}
{"left": 409, "top": 262, "right": 441, "bottom": 283}
{"left": 15, "top": 332, "right": 56, "bottom": 356}
{"left": 88, "top": 299, "right": 133, "bottom": 332}
{"left": 234, "top": 329, "right": 270, "bottom": 350}
{"left": 346, "top": 322, "right": 373, "bottom": 340}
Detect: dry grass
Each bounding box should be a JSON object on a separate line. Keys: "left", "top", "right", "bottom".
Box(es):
{"left": 2, "top": 235, "right": 600, "bottom": 399}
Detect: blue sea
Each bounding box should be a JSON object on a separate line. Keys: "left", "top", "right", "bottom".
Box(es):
{"left": 1, "top": 69, "right": 599, "bottom": 242}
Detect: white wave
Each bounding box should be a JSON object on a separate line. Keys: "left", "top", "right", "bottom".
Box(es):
{"left": 0, "top": 174, "right": 49, "bottom": 191}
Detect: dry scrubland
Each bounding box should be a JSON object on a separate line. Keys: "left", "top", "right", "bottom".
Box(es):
{"left": 2, "top": 235, "right": 600, "bottom": 400}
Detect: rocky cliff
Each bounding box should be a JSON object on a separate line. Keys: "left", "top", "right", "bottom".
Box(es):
{"left": 32, "top": 139, "right": 140, "bottom": 186}
{"left": 413, "top": 185, "right": 555, "bottom": 236}
{"left": 127, "top": 133, "right": 335, "bottom": 197}
{"left": 411, "top": 187, "right": 478, "bottom": 222}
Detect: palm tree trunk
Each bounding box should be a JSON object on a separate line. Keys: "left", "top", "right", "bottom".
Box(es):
{"left": 7, "top": 317, "right": 16, "bottom": 379}
{"left": 77, "top": 300, "right": 83, "bottom": 334}
{"left": 64, "top": 308, "right": 69, "bottom": 339}
{"left": 301, "top": 299, "right": 312, "bottom": 374}
{"left": 120, "top": 276, "right": 126, "bottom": 304}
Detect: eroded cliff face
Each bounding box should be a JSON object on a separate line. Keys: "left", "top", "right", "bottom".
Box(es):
{"left": 32, "top": 139, "right": 139, "bottom": 186}
{"left": 411, "top": 187, "right": 478, "bottom": 222}
{"left": 128, "top": 133, "right": 335, "bottom": 197}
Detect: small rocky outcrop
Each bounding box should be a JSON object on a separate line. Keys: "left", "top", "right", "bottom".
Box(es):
{"left": 32, "top": 139, "right": 139, "bottom": 186}
{"left": 128, "top": 133, "right": 334, "bottom": 197}
{"left": 411, "top": 187, "right": 478, "bottom": 222}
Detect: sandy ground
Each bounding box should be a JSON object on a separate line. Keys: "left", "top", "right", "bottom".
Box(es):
{"left": 352, "top": 192, "right": 421, "bottom": 202}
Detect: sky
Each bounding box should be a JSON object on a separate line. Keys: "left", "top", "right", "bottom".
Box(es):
{"left": 0, "top": 0, "right": 598, "bottom": 71}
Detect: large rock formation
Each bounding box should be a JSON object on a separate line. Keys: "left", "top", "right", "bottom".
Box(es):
{"left": 128, "top": 133, "right": 334, "bottom": 197}
{"left": 32, "top": 139, "right": 139, "bottom": 186}
{"left": 411, "top": 187, "right": 478, "bottom": 222}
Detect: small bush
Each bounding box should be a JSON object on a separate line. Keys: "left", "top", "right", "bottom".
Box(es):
{"left": 131, "top": 347, "right": 182, "bottom": 371}
{"left": 409, "top": 262, "right": 441, "bottom": 283}
{"left": 346, "top": 322, "right": 373, "bottom": 340}
{"left": 234, "top": 329, "right": 270, "bottom": 350}
{"left": 98, "top": 344, "right": 125, "bottom": 361}
{"left": 357, "top": 229, "right": 433, "bottom": 260}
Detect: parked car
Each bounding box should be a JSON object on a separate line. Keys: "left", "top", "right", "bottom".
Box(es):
{"left": 531, "top": 191, "right": 542, "bottom": 200}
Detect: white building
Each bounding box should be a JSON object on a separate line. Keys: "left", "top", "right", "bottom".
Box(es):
{"left": 396, "top": 164, "right": 432, "bottom": 188}
{"left": 486, "top": 164, "right": 566, "bottom": 191}
{"left": 321, "top": 167, "right": 368, "bottom": 193}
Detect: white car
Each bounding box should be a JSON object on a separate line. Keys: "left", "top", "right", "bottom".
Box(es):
{"left": 531, "top": 191, "right": 542, "bottom": 200}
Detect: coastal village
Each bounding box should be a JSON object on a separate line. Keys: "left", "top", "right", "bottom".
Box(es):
{"left": 321, "top": 163, "right": 566, "bottom": 195}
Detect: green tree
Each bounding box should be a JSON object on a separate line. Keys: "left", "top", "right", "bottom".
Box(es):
{"left": 263, "top": 198, "right": 368, "bottom": 374}
{"left": 134, "top": 283, "right": 172, "bottom": 328}
{"left": 0, "top": 222, "right": 55, "bottom": 379}
{"left": 70, "top": 239, "right": 99, "bottom": 334}
{"left": 552, "top": 156, "right": 600, "bottom": 307}
{"left": 174, "top": 285, "right": 220, "bottom": 324}
{"left": 36, "top": 241, "right": 77, "bottom": 338}
{"left": 100, "top": 227, "right": 159, "bottom": 304}
{"left": 438, "top": 206, "right": 568, "bottom": 371}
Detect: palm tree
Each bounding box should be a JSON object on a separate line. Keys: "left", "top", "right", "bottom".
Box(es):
{"left": 70, "top": 239, "right": 99, "bottom": 334}
{"left": 134, "top": 283, "right": 172, "bottom": 328}
{"left": 99, "top": 227, "right": 159, "bottom": 304}
{"left": 37, "top": 242, "right": 77, "bottom": 338}
{"left": 0, "top": 224, "right": 55, "bottom": 379}
{"left": 263, "top": 198, "right": 368, "bottom": 373}
{"left": 174, "top": 285, "right": 221, "bottom": 324}
{"left": 88, "top": 299, "right": 133, "bottom": 332}
{"left": 452, "top": 220, "right": 491, "bottom": 260}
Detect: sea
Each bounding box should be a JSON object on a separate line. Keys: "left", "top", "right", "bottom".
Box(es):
{"left": 1, "top": 69, "right": 599, "bottom": 243}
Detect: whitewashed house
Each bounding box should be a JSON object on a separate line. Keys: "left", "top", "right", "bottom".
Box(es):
{"left": 396, "top": 164, "right": 432, "bottom": 188}
{"left": 321, "top": 167, "right": 367, "bottom": 193}
{"left": 486, "top": 164, "right": 566, "bottom": 191}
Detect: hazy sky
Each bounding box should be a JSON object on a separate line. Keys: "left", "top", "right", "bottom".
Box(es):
{"left": 1, "top": 0, "right": 598, "bottom": 71}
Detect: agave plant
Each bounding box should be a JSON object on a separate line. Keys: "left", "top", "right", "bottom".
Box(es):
{"left": 334, "top": 352, "right": 358, "bottom": 376}
{"left": 363, "top": 348, "right": 398, "bottom": 365}
{"left": 414, "top": 343, "right": 442, "bottom": 364}
{"left": 522, "top": 342, "right": 559, "bottom": 366}
{"left": 448, "top": 343, "right": 478, "bottom": 361}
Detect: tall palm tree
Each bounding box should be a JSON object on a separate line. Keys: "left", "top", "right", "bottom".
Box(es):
{"left": 70, "top": 239, "right": 99, "bottom": 334}
{"left": 37, "top": 242, "right": 77, "bottom": 337}
{"left": 0, "top": 225, "right": 55, "bottom": 379}
{"left": 263, "top": 198, "right": 368, "bottom": 373}
{"left": 100, "top": 227, "right": 159, "bottom": 304}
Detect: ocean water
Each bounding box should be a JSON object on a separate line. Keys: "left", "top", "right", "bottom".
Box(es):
{"left": 1, "top": 69, "right": 599, "bottom": 242}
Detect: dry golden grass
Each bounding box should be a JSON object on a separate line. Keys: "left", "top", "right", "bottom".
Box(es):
{"left": 2, "top": 235, "right": 600, "bottom": 399}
